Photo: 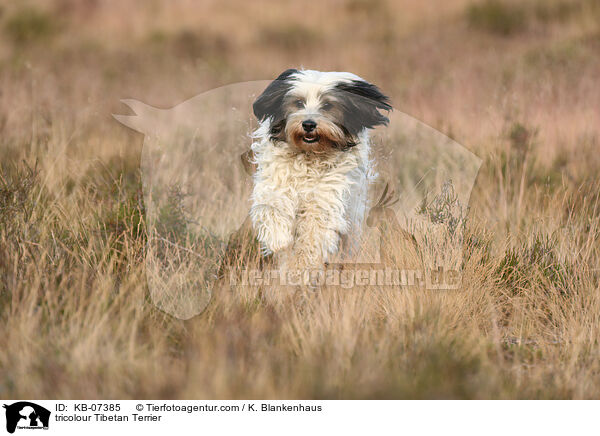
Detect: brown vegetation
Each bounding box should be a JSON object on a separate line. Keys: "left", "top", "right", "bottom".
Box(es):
{"left": 1, "top": 0, "right": 600, "bottom": 398}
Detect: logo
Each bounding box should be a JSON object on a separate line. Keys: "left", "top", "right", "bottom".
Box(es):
{"left": 114, "top": 81, "right": 481, "bottom": 318}
{"left": 2, "top": 402, "right": 50, "bottom": 434}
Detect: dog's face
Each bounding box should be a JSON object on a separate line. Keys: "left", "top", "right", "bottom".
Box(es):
{"left": 253, "top": 69, "right": 391, "bottom": 153}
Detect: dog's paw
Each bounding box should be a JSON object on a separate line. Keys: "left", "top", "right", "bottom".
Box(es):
{"left": 251, "top": 204, "right": 294, "bottom": 254}
{"left": 267, "top": 231, "right": 293, "bottom": 252}
{"left": 260, "top": 229, "right": 293, "bottom": 254}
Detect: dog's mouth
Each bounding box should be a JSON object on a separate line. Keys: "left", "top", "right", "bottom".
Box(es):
{"left": 302, "top": 132, "right": 319, "bottom": 143}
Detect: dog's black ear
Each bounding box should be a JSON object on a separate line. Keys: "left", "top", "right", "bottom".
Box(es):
{"left": 253, "top": 69, "right": 298, "bottom": 122}
{"left": 334, "top": 79, "right": 392, "bottom": 135}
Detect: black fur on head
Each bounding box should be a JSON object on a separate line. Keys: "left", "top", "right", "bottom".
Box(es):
{"left": 253, "top": 70, "right": 392, "bottom": 153}
{"left": 253, "top": 68, "right": 298, "bottom": 123}
{"left": 333, "top": 80, "right": 392, "bottom": 136}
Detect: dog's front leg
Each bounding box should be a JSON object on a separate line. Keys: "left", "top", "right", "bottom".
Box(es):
{"left": 250, "top": 184, "right": 297, "bottom": 256}
{"left": 251, "top": 204, "right": 295, "bottom": 255}
{"left": 293, "top": 205, "right": 345, "bottom": 269}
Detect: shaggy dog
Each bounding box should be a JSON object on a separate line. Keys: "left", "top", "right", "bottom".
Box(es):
{"left": 249, "top": 69, "right": 391, "bottom": 271}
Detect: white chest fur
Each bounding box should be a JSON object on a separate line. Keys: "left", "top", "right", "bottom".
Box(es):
{"left": 250, "top": 125, "right": 372, "bottom": 269}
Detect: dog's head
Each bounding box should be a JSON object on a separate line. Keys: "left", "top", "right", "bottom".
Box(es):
{"left": 253, "top": 69, "right": 392, "bottom": 153}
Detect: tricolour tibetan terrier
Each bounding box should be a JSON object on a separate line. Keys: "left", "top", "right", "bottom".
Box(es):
{"left": 249, "top": 69, "right": 391, "bottom": 270}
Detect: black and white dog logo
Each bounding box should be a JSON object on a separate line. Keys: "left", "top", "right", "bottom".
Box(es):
{"left": 3, "top": 402, "right": 50, "bottom": 434}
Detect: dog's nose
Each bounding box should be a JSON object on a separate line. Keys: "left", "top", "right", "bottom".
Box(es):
{"left": 302, "top": 120, "right": 317, "bottom": 132}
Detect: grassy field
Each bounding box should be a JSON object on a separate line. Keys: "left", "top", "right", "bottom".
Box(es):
{"left": 1, "top": 0, "right": 600, "bottom": 399}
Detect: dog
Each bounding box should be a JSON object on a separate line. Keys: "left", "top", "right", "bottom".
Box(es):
{"left": 249, "top": 69, "right": 391, "bottom": 271}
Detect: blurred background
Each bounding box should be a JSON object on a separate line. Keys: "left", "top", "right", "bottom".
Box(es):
{"left": 2, "top": 0, "right": 598, "bottom": 151}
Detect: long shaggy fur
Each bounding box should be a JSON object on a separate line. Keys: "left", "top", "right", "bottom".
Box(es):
{"left": 249, "top": 69, "right": 391, "bottom": 270}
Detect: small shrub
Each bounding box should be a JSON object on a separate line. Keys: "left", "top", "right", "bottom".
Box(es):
{"left": 496, "top": 233, "right": 572, "bottom": 294}
{"left": 147, "top": 184, "right": 224, "bottom": 277}
{"left": 0, "top": 160, "right": 44, "bottom": 292}
{"left": 259, "top": 24, "right": 320, "bottom": 50}
{"left": 527, "top": 148, "right": 567, "bottom": 192}
{"left": 0, "top": 160, "right": 38, "bottom": 225}
{"left": 525, "top": 37, "right": 592, "bottom": 76}
{"left": 495, "top": 122, "right": 538, "bottom": 189}
{"left": 346, "top": 0, "right": 384, "bottom": 14}
{"left": 534, "top": 0, "right": 581, "bottom": 23}
{"left": 154, "top": 185, "right": 187, "bottom": 239}
{"left": 96, "top": 185, "right": 146, "bottom": 270}
{"left": 464, "top": 231, "right": 493, "bottom": 267}
{"left": 146, "top": 29, "right": 229, "bottom": 59}
{"left": 508, "top": 122, "right": 534, "bottom": 154}
{"left": 417, "top": 179, "right": 465, "bottom": 236}
{"left": 467, "top": 1, "right": 527, "bottom": 36}
{"left": 4, "top": 8, "right": 59, "bottom": 45}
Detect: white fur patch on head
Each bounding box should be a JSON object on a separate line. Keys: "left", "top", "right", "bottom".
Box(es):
{"left": 290, "top": 70, "right": 365, "bottom": 87}
{"left": 288, "top": 70, "right": 364, "bottom": 103}
{"left": 287, "top": 70, "right": 366, "bottom": 115}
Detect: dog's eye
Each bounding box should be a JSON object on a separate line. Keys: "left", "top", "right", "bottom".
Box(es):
{"left": 322, "top": 102, "right": 333, "bottom": 110}
{"left": 294, "top": 99, "right": 304, "bottom": 108}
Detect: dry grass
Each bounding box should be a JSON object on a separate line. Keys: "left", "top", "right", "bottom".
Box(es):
{"left": 1, "top": 0, "right": 600, "bottom": 399}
